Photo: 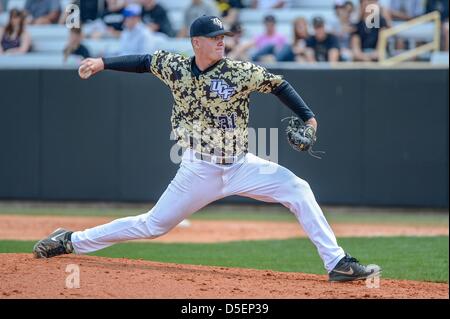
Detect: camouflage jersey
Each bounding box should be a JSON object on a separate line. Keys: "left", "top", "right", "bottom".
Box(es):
{"left": 150, "top": 50, "right": 284, "bottom": 157}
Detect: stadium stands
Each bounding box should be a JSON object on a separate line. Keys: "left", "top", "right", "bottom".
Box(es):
{"left": 0, "top": 0, "right": 447, "bottom": 67}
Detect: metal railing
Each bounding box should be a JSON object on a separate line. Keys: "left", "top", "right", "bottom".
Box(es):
{"left": 378, "top": 11, "right": 441, "bottom": 66}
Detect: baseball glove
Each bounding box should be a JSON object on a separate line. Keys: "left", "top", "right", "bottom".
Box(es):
{"left": 283, "top": 117, "right": 324, "bottom": 159}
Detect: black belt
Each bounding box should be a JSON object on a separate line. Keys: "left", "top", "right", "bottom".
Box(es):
{"left": 194, "top": 152, "right": 246, "bottom": 165}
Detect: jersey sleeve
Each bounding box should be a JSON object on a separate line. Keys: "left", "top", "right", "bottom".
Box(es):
{"left": 150, "top": 50, "right": 179, "bottom": 85}
{"left": 247, "top": 63, "right": 284, "bottom": 94}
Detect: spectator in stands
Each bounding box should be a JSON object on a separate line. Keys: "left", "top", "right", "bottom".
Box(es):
{"left": 114, "top": 4, "right": 165, "bottom": 55}
{"left": 140, "top": 0, "right": 175, "bottom": 37}
{"left": 426, "top": 0, "right": 449, "bottom": 51}
{"left": 275, "top": 16, "right": 310, "bottom": 62}
{"left": 102, "top": 0, "right": 126, "bottom": 35}
{"left": 25, "top": 0, "right": 61, "bottom": 25}
{"left": 251, "top": 0, "right": 287, "bottom": 9}
{"left": 83, "top": 0, "right": 125, "bottom": 39}
{"left": 59, "top": 0, "right": 100, "bottom": 25}
{"left": 0, "top": 9, "right": 32, "bottom": 55}
{"left": 305, "top": 17, "right": 340, "bottom": 63}
{"left": 361, "top": 0, "right": 393, "bottom": 26}
{"left": 178, "top": 0, "right": 220, "bottom": 37}
{"left": 387, "top": 0, "right": 424, "bottom": 21}
{"left": 426, "top": 0, "right": 449, "bottom": 21}
{"left": 216, "top": 0, "right": 244, "bottom": 27}
{"left": 351, "top": 0, "right": 388, "bottom": 61}
{"left": 225, "top": 22, "right": 245, "bottom": 58}
{"left": 63, "top": 27, "right": 90, "bottom": 62}
{"left": 232, "top": 15, "right": 288, "bottom": 62}
{"left": 332, "top": 1, "right": 355, "bottom": 61}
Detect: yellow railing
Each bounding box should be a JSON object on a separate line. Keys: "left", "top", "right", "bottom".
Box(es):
{"left": 378, "top": 11, "right": 441, "bottom": 66}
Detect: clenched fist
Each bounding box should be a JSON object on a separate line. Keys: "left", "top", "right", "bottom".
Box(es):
{"left": 78, "top": 58, "right": 104, "bottom": 79}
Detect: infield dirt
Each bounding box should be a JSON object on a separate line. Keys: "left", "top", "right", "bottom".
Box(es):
{"left": 1, "top": 215, "right": 448, "bottom": 299}
{"left": 0, "top": 254, "right": 448, "bottom": 299}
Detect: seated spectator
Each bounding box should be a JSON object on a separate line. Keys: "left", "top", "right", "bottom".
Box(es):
{"left": 427, "top": 0, "right": 449, "bottom": 21}
{"left": 331, "top": 0, "right": 355, "bottom": 61}
{"left": 114, "top": 4, "right": 165, "bottom": 56}
{"left": 63, "top": 27, "right": 90, "bottom": 62}
{"left": 351, "top": 0, "right": 388, "bottom": 61}
{"left": 361, "top": 0, "right": 393, "bottom": 26}
{"left": 59, "top": 0, "right": 100, "bottom": 25}
{"left": 216, "top": 0, "right": 244, "bottom": 27}
{"left": 388, "top": 0, "right": 424, "bottom": 21}
{"left": 140, "top": 0, "right": 175, "bottom": 37}
{"left": 178, "top": 0, "right": 220, "bottom": 38}
{"left": 275, "top": 17, "right": 310, "bottom": 62}
{"left": 83, "top": 0, "right": 125, "bottom": 39}
{"left": 305, "top": 17, "right": 340, "bottom": 62}
{"left": 426, "top": 0, "right": 449, "bottom": 51}
{"left": 225, "top": 22, "right": 244, "bottom": 58}
{"left": 102, "top": 0, "right": 126, "bottom": 35}
{"left": 251, "top": 0, "right": 287, "bottom": 9}
{"left": 231, "top": 15, "right": 288, "bottom": 62}
{"left": 0, "top": 9, "right": 32, "bottom": 55}
{"left": 25, "top": 0, "right": 61, "bottom": 25}
{"left": 389, "top": 0, "right": 425, "bottom": 52}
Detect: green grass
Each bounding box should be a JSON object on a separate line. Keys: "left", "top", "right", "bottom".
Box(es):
{"left": 1, "top": 236, "right": 447, "bottom": 283}
{"left": 0, "top": 202, "right": 447, "bottom": 225}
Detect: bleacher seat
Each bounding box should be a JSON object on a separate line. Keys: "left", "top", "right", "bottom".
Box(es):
{"left": 0, "top": 53, "right": 79, "bottom": 68}
{"left": 291, "top": 0, "right": 335, "bottom": 8}
{"left": 159, "top": 0, "right": 190, "bottom": 12}
{"left": 60, "top": 0, "right": 72, "bottom": 10}
{"left": 238, "top": 8, "right": 336, "bottom": 24}
{"left": 241, "top": 22, "right": 294, "bottom": 41}
{"left": 240, "top": 8, "right": 338, "bottom": 41}
{"left": 28, "top": 25, "right": 69, "bottom": 40}
{"left": 82, "top": 38, "right": 194, "bottom": 57}
{"left": 32, "top": 39, "right": 66, "bottom": 53}
{"left": 167, "top": 10, "right": 184, "bottom": 33}
{"left": 393, "top": 21, "right": 436, "bottom": 42}
{"left": 84, "top": 38, "right": 121, "bottom": 57}
{"left": 431, "top": 51, "right": 449, "bottom": 65}
{"left": 0, "top": 12, "right": 8, "bottom": 26}
{"left": 7, "top": 0, "right": 25, "bottom": 10}
{"left": 159, "top": 38, "right": 193, "bottom": 55}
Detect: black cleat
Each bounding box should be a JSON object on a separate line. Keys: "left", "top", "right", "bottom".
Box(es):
{"left": 329, "top": 253, "right": 381, "bottom": 282}
{"left": 33, "top": 228, "right": 74, "bottom": 259}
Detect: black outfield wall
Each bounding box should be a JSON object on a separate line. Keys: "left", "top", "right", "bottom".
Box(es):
{"left": 0, "top": 68, "right": 448, "bottom": 207}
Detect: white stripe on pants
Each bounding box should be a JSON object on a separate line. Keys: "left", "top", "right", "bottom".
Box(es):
{"left": 71, "top": 149, "right": 345, "bottom": 272}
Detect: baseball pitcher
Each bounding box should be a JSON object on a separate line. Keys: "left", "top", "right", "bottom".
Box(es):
{"left": 33, "top": 16, "right": 381, "bottom": 282}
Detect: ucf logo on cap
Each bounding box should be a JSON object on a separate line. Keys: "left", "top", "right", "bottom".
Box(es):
{"left": 211, "top": 17, "right": 223, "bottom": 28}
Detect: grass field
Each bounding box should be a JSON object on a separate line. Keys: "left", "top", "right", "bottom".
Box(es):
{"left": 0, "top": 202, "right": 448, "bottom": 283}
{"left": 0, "top": 202, "right": 448, "bottom": 225}
{"left": 1, "top": 236, "right": 448, "bottom": 283}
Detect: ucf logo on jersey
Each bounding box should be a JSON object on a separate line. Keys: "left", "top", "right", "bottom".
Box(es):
{"left": 210, "top": 79, "right": 235, "bottom": 101}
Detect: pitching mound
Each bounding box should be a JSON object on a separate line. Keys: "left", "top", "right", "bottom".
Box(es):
{"left": 0, "top": 254, "right": 447, "bottom": 299}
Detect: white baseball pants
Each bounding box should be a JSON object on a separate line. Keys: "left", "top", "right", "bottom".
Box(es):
{"left": 71, "top": 148, "right": 345, "bottom": 272}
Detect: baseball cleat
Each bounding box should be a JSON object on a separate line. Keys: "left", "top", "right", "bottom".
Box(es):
{"left": 328, "top": 253, "right": 381, "bottom": 282}
{"left": 33, "top": 228, "right": 74, "bottom": 259}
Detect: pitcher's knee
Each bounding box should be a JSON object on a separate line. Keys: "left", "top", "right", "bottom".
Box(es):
{"left": 290, "top": 177, "right": 314, "bottom": 198}
{"left": 145, "top": 216, "right": 172, "bottom": 239}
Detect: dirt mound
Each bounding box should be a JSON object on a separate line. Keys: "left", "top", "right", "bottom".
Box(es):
{"left": 0, "top": 215, "right": 448, "bottom": 242}
{"left": 0, "top": 254, "right": 447, "bottom": 299}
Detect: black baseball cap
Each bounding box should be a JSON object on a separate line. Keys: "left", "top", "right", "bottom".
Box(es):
{"left": 264, "top": 15, "right": 276, "bottom": 23}
{"left": 312, "top": 16, "right": 325, "bottom": 28}
{"left": 190, "top": 15, "right": 234, "bottom": 37}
